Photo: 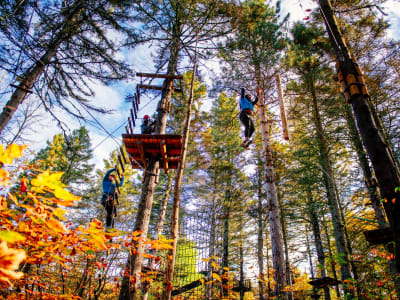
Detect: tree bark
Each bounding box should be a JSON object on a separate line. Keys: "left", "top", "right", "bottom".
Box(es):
{"left": 119, "top": 38, "right": 180, "bottom": 299}
{"left": 318, "top": 0, "right": 400, "bottom": 277}
{"left": 307, "top": 192, "right": 331, "bottom": 300}
{"left": 142, "top": 173, "right": 174, "bottom": 300}
{"left": 342, "top": 102, "right": 387, "bottom": 225}
{"left": 309, "top": 79, "right": 354, "bottom": 296}
{"left": 162, "top": 52, "right": 197, "bottom": 300}
{"left": 258, "top": 89, "right": 287, "bottom": 299}
{"left": 257, "top": 159, "right": 265, "bottom": 300}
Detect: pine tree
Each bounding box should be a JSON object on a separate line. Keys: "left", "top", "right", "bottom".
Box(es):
{"left": 0, "top": 0, "right": 136, "bottom": 134}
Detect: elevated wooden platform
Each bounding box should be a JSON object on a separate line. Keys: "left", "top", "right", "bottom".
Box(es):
{"left": 122, "top": 134, "right": 182, "bottom": 173}
{"left": 308, "top": 277, "right": 340, "bottom": 288}
{"left": 363, "top": 227, "right": 393, "bottom": 246}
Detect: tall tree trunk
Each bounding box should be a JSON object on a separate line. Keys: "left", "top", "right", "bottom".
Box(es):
{"left": 142, "top": 173, "right": 174, "bottom": 300}
{"left": 258, "top": 89, "right": 287, "bottom": 299}
{"left": 322, "top": 214, "right": 341, "bottom": 298}
{"left": 222, "top": 204, "right": 230, "bottom": 296}
{"left": 307, "top": 191, "right": 331, "bottom": 300}
{"left": 277, "top": 186, "right": 293, "bottom": 300}
{"left": 342, "top": 102, "right": 387, "bottom": 225}
{"left": 309, "top": 79, "right": 353, "bottom": 296}
{"left": 239, "top": 219, "right": 245, "bottom": 300}
{"left": 257, "top": 159, "right": 265, "bottom": 300}
{"left": 119, "top": 37, "right": 180, "bottom": 299}
{"left": 206, "top": 179, "right": 217, "bottom": 300}
{"left": 318, "top": 0, "right": 400, "bottom": 277}
{"left": 162, "top": 53, "right": 197, "bottom": 300}
{"left": 0, "top": 0, "right": 85, "bottom": 134}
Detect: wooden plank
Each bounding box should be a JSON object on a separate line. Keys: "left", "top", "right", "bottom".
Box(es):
{"left": 137, "top": 140, "right": 146, "bottom": 169}
{"left": 117, "top": 155, "right": 125, "bottom": 173}
{"left": 136, "top": 72, "right": 183, "bottom": 80}
{"left": 125, "top": 125, "right": 130, "bottom": 134}
{"left": 128, "top": 117, "right": 134, "bottom": 134}
{"left": 160, "top": 140, "right": 169, "bottom": 174}
{"left": 276, "top": 75, "right": 289, "bottom": 141}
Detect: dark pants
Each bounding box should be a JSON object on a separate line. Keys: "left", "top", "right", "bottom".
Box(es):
{"left": 101, "top": 194, "right": 116, "bottom": 228}
{"left": 239, "top": 110, "right": 255, "bottom": 139}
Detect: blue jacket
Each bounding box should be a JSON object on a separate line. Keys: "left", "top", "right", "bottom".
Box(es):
{"left": 240, "top": 88, "right": 258, "bottom": 111}
{"left": 102, "top": 168, "right": 124, "bottom": 195}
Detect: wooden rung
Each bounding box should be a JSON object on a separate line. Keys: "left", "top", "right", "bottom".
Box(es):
{"left": 115, "top": 165, "right": 122, "bottom": 179}
{"left": 137, "top": 140, "right": 146, "bottom": 169}
{"left": 135, "top": 92, "right": 140, "bottom": 105}
{"left": 160, "top": 140, "right": 169, "bottom": 174}
{"left": 130, "top": 108, "right": 136, "bottom": 126}
{"left": 132, "top": 99, "right": 137, "bottom": 118}
{"left": 136, "top": 72, "right": 183, "bottom": 80}
{"left": 120, "top": 146, "right": 129, "bottom": 165}
{"left": 117, "top": 155, "right": 125, "bottom": 173}
{"left": 128, "top": 117, "right": 134, "bottom": 134}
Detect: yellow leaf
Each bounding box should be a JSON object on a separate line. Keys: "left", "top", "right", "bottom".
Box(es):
{"left": 0, "top": 168, "right": 9, "bottom": 185}
{"left": 53, "top": 187, "right": 80, "bottom": 203}
{"left": 212, "top": 273, "right": 221, "bottom": 282}
{"left": 0, "top": 231, "right": 25, "bottom": 243}
{"left": 46, "top": 218, "right": 66, "bottom": 233}
{"left": 53, "top": 208, "right": 66, "bottom": 220}
{"left": 0, "top": 144, "right": 27, "bottom": 165}
{"left": 89, "top": 233, "right": 107, "bottom": 251}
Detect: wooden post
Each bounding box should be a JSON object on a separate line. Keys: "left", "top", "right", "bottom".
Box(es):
{"left": 276, "top": 75, "right": 289, "bottom": 141}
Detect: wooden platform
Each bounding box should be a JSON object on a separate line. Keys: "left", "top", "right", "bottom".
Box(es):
{"left": 363, "top": 227, "right": 393, "bottom": 246}
{"left": 308, "top": 277, "right": 340, "bottom": 288}
{"left": 122, "top": 134, "right": 182, "bottom": 172}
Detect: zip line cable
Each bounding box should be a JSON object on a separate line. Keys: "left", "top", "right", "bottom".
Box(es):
{"left": 92, "top": 119, "right": 127, "bottom": 151}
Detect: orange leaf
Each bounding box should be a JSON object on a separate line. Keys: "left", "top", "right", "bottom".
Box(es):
{"left": 0, "top": 241, "right": 26, "bottom": 285}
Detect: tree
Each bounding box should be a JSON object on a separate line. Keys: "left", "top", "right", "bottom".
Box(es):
{"left": 0, "top": 0, "right": 136, "bottom": 134}
{"left": 218, "top": 1, "right": 289, "bottom": 297}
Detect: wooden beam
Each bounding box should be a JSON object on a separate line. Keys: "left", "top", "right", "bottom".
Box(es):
{"left": 160, "top": 140, "right": 169, "bottom": 174}
{"left": 136, "top": 72, "right": 183, "bottom": 80}
{"left": 276, "top": 74, "right": 289, "bottom": 141}
{"left": 137, "top": 84, "right": 182, "bottom": 93}
{"left": 137, "top": 140, "right": 146, "bottom": 169}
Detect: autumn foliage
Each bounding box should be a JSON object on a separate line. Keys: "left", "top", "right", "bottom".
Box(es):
{"left": 0, "top": 145, "right": 172, "bottom": 299}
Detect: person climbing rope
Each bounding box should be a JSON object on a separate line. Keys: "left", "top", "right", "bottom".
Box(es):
{"left": 141, "top": 115, "right": 156, "bottom": 134}
{"left": 101, "top": 168, "right": 124, "bottom": 230}
{"left": 239, "top": 88, "right": 259, "bottom": 148}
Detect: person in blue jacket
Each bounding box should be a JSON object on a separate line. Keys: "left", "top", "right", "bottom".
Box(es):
{"left": 101, "top": 168, "right": 124, "bottom": 230}
{"left": 239, "top": 88, "right": 258, "bottom": 148}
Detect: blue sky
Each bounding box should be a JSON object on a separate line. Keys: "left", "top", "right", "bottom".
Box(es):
{"left": 9, "top": 0, "right": 399, "bottom": 170}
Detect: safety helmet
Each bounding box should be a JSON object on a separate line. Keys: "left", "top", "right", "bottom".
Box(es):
{"left": 144, "top": 115, "right": 150, "bottom": 119}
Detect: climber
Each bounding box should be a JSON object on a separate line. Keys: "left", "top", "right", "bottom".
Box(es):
{"left": 239, "top": 88, "right": 259, "bottom": 148}
{"left": 141, "top": 115, "right": 156, "bottom": 134}
{"left": 101, "top": 168, "right": 124, "bottom": 230}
